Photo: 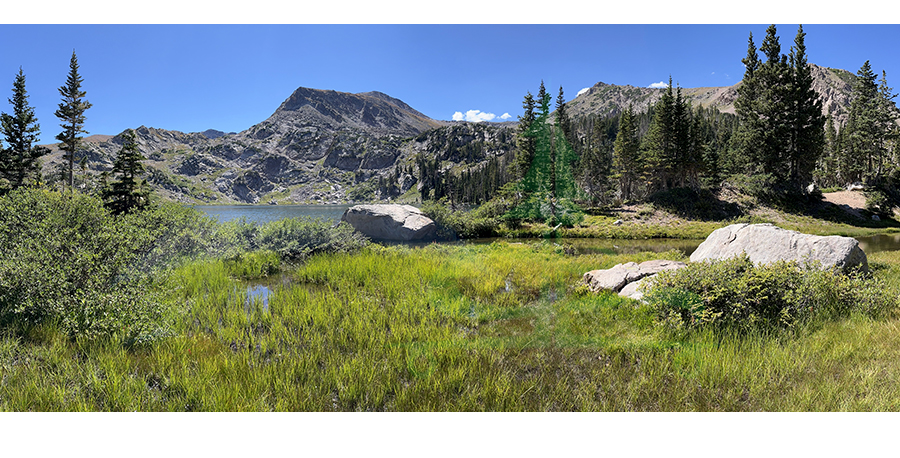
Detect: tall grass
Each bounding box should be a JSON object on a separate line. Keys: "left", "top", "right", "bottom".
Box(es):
{"left": 3, "top": 242, "right": 900, "bottom": 411}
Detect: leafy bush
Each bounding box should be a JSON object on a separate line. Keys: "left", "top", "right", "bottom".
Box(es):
{"left": 255, "top": 217, "right": 368, "bottom": 261}
{"left": 421, "top": 197, "right": 511, "bottom": 239}
{"left": 0, "top": 189, "right": 169, "bottom": 341}
{"left": 644, "top": 254, "right": 897, "bottom": 331}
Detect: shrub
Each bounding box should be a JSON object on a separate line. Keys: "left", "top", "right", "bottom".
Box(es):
{"left": 421, "top": 198, "right": 511, "bottom": 239}
{"left": 0, "top": 189, "right": 169, "bottom": 341}
{"left": 644, "top": 254, "right": 897, "bottom": 332}
{"left": 255, "top": 217, "right": 368, "bottom": 261}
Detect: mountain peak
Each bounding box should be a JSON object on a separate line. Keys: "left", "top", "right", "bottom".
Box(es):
{"left": 270, "top": 86, "right": 440, "bottom": 135}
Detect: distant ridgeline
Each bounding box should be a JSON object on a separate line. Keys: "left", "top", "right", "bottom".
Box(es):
{"left": 30, "top": 26, "right": 898, "bottom": 209}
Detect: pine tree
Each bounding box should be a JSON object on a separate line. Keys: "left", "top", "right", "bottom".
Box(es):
{"left": 103, "top": 129, "right": 150, "bottom": 215}
{"left": 0, "top": 68, "right": 48, "bottom": 190}
{"left": 579, "top": 116, "right": 615, "bottom": 204}
{"left": 876, "top": 70, "right": 899, "bottom": 177}
{"left": 54, "top": 51, "right": 92, "bottom": 191}
{"left": 556, "top": 86, "right": 575, "bottom": 149}
{"left": 787, "top": 24, "right": 825, "bottom": 190}
{"left": 757, "top": 24, "right": 792, "bottom": 179}
{"left": 640, "top": 77, "right": 676, "bottom": 193}
{"left": 732, "top": 31, "right": 762, "bottom": 175}
{"left": 817, "top": 115, "right": 840, "bottom": 187}
{"left": 512, "top": 92, "right": 536, "bottom": 180}
{"left": 613, "top": 105, "right": 642, "bottom": 201}
{"left": 845, "top": 60, "right": 880, "bottom": 183}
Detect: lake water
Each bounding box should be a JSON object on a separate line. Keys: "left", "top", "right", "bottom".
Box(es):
{"left": 193, "top": 205, "right": 900, "bottom": 255}
{"left": 194, "top": 204, "right": 350, "bottom": 225}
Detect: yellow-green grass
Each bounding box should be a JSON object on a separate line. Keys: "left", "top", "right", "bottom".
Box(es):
{"left": 3, "top": 243, "right": 900, "bottom": 411}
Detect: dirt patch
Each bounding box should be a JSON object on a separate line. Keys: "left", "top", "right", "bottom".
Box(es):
{"left": 822, "top": 191, "right": 867, "bottom": 218}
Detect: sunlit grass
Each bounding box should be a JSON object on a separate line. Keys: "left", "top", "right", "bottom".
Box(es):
{"left": 4, "top": 243, "right": 900, "bottom": 411}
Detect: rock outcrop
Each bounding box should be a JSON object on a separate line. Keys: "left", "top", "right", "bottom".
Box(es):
{"left": 340, "top": 204, "right": 437, "bottom": 242}
{"left": 582, "top": 259, "right": 687, "bottom": 300}
{"left": 690, "top": 223, "right": 868, "bottom": 272}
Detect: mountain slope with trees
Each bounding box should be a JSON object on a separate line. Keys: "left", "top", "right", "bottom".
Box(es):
{"left": 22, "top": 28, "right": 896, "bottom": 210}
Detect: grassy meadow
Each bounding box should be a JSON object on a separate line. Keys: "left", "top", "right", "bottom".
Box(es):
{"left": 4, "top": 232, "right": 900, "bottom": 411}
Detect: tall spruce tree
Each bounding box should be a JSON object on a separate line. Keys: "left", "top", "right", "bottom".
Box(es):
{"left": 787, "top": 25, "right": 825, "bottom": 190}
{"left": 103, "top": 129, "right": 150, "bottom": 215}
{"left": 613, "top": 105, "right": 642, "bottom": 201}
{"left": 54, "top": 51, "right": 92, "bottom": 191}
{"left": 512, "top": 92, "right": 536, "bottom": 180}
{"left": 1, "top": 68, "right": 48, "bottom": 190}
{"left": 555, "top": 86, "right": 575, "bottom": 150}
{"left": 553, "top": 89, "right": 578, "bottom": 202}
{"left": 640, "top": 77, "right": 678, "bottom": 193}
{"left": 579, "top": 116, "right": 615, "bottom": 204}
{"left": 876, "top": 70, "right": 899, "bottom": 177}
{"left": 845, "top": 60, "right": 880, "bottom": 182}
{"left": 732, "top": 32, "right": 762, "bottom": 175}
{"left": 757, "top": 24, "right": 792, "bottom": 179}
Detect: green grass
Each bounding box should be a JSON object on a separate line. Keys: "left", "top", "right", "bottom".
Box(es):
{"left": 4, "top": 241, "right": 900, "bottom": 411}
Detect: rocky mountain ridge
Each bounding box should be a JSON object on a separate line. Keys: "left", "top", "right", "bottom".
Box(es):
{"left": 39, "top": 63, "right": 866, "bottom": 204}
{"left": 565, "top": 64, "right": 856, "bottom": 126}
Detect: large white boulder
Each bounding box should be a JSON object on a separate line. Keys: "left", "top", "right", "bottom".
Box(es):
{"left": 690, "top": 223, "right": 868, "bottom": 272}
{"left": 340, "top": 204, "right": 437, "bottom": 242}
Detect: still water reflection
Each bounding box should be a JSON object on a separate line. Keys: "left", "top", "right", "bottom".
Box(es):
{"left": 193, "top": 205, "right": 900, "bottom": 255}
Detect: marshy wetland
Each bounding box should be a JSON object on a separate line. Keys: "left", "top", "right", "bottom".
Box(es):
{"left": 4, "top": 190, "right": 900, "bottom": 411}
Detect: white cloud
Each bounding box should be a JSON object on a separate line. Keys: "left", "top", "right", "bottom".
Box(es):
{"left": 500, "top": 113, "right": 512, "bottom": 120}
{"left": 648, "top": 81, "right": 669, "bottom": 89}
{"left": 577, "top": 87, "right": 590, "bottom": 96}
{"left": 453, "top": 109, "right": 497, "bottom": 122}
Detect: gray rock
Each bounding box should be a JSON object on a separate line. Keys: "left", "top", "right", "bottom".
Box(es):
{"left": 872, "top": 214, "right": 881, "bottom": 221}
{"left": 582, "top": 262, "right": 640, "bottom": 292}
{"left": 618, "top": 276, "right": 649, "bottom": 301}
{"left": 847, "top": 182, "right": 865, "bottom": 191}
{"left": 582, "top": 259, "right": 687, "bottom": 293}
{"left": 341, "top": 204, "right": 437, "bottom": 242}
{"left": 690, "top": 223, "right": 868, "bottom": 272}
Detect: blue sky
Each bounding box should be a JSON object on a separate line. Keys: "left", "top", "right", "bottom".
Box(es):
{"left": 1, "top": 20, "right": 899, "bottom": 143}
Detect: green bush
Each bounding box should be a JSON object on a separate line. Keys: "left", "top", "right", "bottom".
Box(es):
{"left": 421, "top": 198, "right": 511, "bottom": 239}
{"left": 255, "top": 217, "right": 369, "bottom": 261}
{"left": 0, "top": 189, "right": 169, "bottom": 341}
{"left": 644, "top": 254, "right": 897, "bottom": 331}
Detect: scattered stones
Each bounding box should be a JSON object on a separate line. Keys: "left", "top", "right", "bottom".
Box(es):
{"left": 340, "top": 204, "right": 437, "bottom": 242}
{"left": 690, "top": 223, "right": 868, "bottom": 272}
